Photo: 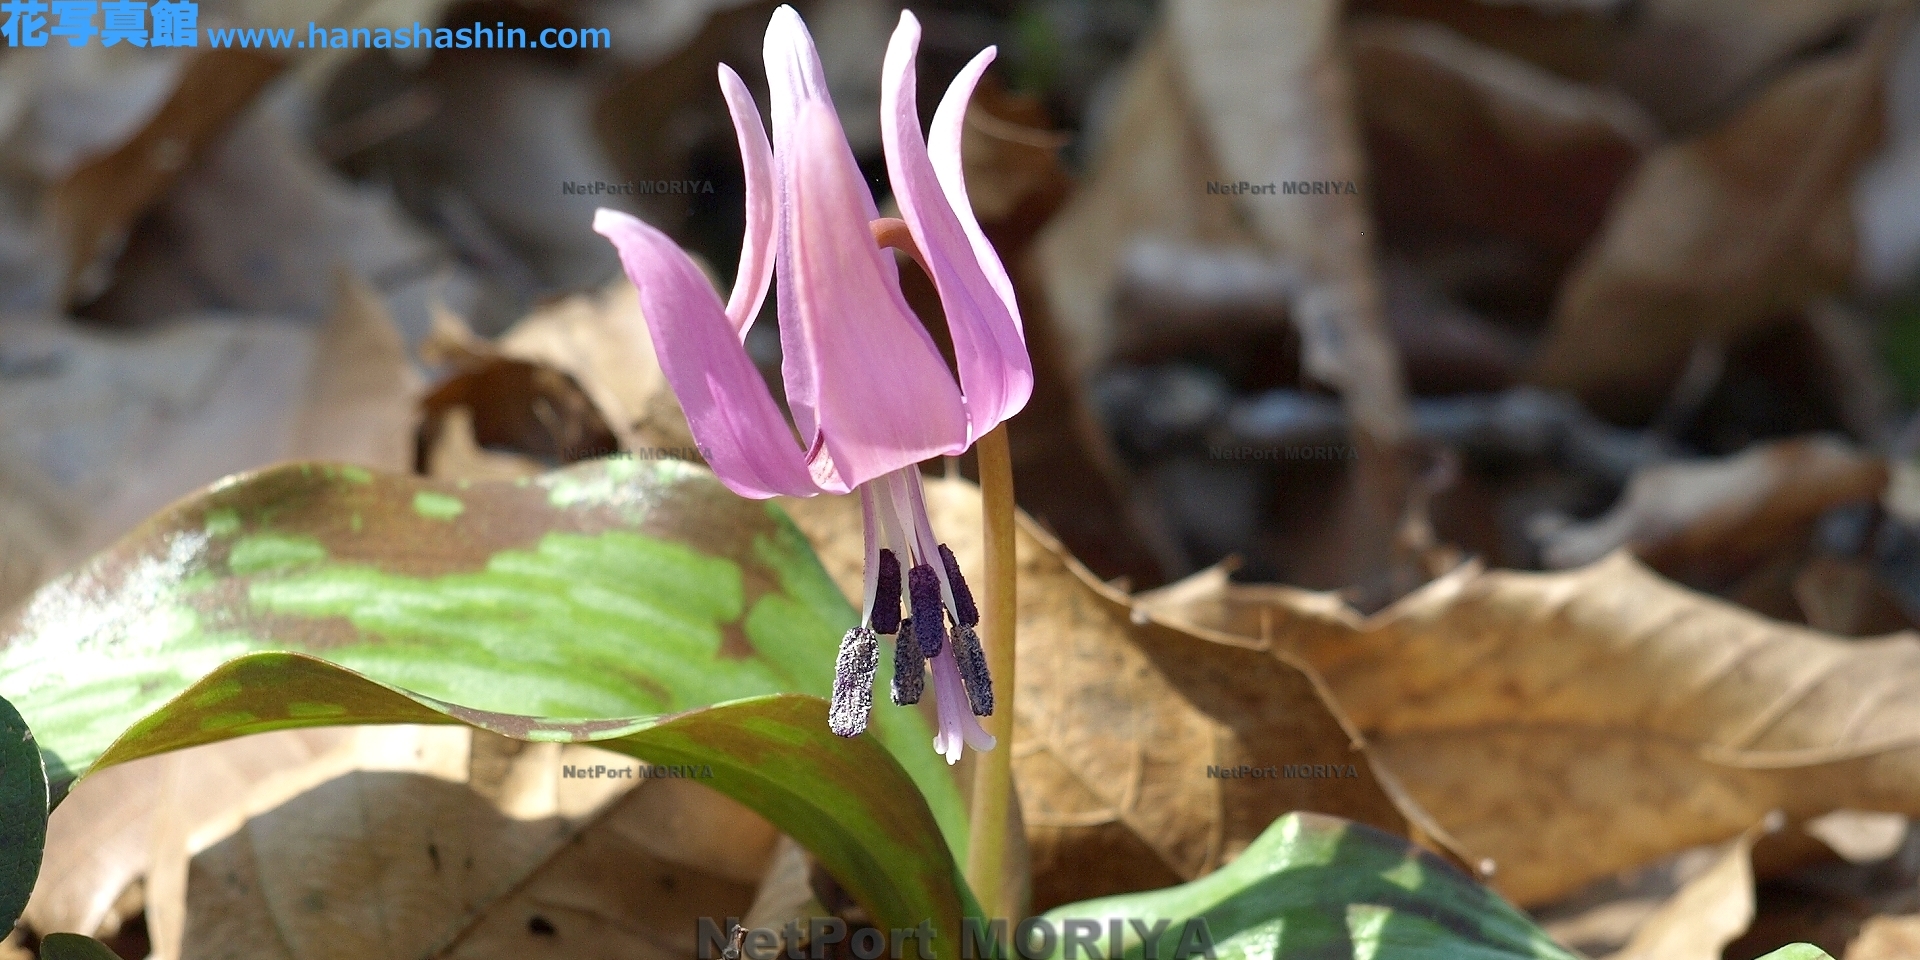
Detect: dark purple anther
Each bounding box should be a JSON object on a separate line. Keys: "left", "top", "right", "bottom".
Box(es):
{"left": 892, "top": 623, "right": 925, "bottom": 705}
{"left": 937, "top": 544, "right": 978, "bottom": 627}
{"left": 951, "top": 625, "right": 993, "bottom": 716}
{"left": 908, "top": 563, "right": 946, "bottom": 657}
{"left": 829, "top": 627, "right": 878, "bottom": 737}
{"left": 871, "top": 548, "right": 902, "bottom": 634}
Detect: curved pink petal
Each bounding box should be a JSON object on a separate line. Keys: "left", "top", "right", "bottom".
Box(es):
{"left": 593, "top": 208, "right": 821, "bottom": 499}
{"left": 882, "top": 13, "right": 1033, "bottom": 442}
{"left": 764, "top": 5, "right": 879, "bottom": 224}
{"left": 719, "top": 64, "right": 777, "bottom": 338}
{"left": 763, "top": 8, "right": 970, "bottom": 491}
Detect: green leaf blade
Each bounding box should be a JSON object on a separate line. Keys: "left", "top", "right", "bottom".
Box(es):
{"left": 1041, "top": 814, "right": 1577, "bottom": 960}
{"left": 79, "top": 652, "right": 967, "bottom": 955}
{"left": 0, "top": 458, "right": 964, "bottom": 848}
{"left": 39, "top": 933, "right": 122, "bottom": 960}
{"left": 0, "top": 690, "right": 47, "bottom": 933}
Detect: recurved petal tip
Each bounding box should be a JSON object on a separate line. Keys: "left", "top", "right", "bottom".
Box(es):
{"left": 717, "top": 64, "right": 776, "bottom": 335}
{"left": 591, "top": 208, "right": 821, "bottom": 500}
{"left": 880, "top": 20, "right": 1033, "bottom": 442}
{"left": 764, "top": 3, "right": 831, "bottom": 115}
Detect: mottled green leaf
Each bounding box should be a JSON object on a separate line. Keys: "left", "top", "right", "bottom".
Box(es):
{"left": 39, "top": 933, "right": 123, "bottom": 960}
{"left": 0, "top": 458, "right": 962, "bottom": 847}
{"left": 0, "top": 690, "right": 46, "bottom": 932}
{"left": 1036, "top": 813, "right": 1576, "bottom": 960}
{"left": 1754, "top": 947, "right": 1835, "bottom": 960}
{"left": 90, "top": 652, "right": 970, "bottom": 956}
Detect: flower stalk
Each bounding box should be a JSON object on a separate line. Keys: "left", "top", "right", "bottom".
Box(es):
{"left": 965, "top": 423, "right": 1020, "bottom": 921}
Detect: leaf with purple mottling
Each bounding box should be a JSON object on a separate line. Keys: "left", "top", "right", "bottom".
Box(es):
{"left": 0, "top": 458, "right": 962, "bottom": 850}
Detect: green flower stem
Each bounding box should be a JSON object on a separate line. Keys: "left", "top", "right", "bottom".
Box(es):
{"left": 966, "top": 424, "right": 1020, "bottom": 924}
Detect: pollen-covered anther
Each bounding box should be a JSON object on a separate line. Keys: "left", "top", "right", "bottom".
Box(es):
{"left": 829, "top": 627, "right": 879, "bottom": 737}
{"left": 937, "top": 543, "right": 978, "bottom": 627}
{"left": 908, "top": 563, "right": 946, "bottom": 657}
{"left": 871, "top": 548, "right": 903, "bottom": 634}
{"left": 951, "top": 624, "right": 993, "bottom": 716}
{"left": 892, "top": 621, "right": 925, "bottom": 705}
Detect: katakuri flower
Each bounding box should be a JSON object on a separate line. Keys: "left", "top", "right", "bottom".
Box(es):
{"left": 593, "top": 5, "right": 1032, "bottom": 765}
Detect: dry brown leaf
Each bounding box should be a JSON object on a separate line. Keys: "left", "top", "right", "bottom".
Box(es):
{"left": 0, "top": 297, "right": 416, "bottom": 614}
{"left": 417, "top": 281, "right": 701, "bottom": 475}
{"left": 176, "top": 737, "right": 772, "bottom": 960}
{"left": 1036, "top": 7, "right": 1417, "bottom": 595}
{"left": 1539, "top": 436, "right": 1888, "bottom": 585}
{"left": 1534, "top": 843, "right": 1730, "bottom": 957}
{"left": 741, "top": 837, "right": 825, "bottom": 941}
{"left": 1137, "top": 551, "right": 1920, "bottom": 906}
{"left": 52, "top": 50, "right": 282, "bottom": 305}
{"left": 1532, "top": 17, "right": 1902, "bottom": 419}
{"left": 1806, "top": 810, "right": 1911, "bottom": 862}
{"left": 1032, "top": 34, "right": 1266, "bottom": 379}
{"left": 781, "top": 478, "right": 1452, "bottom": 911}
{"left": 1170, "top": 0, "right": 1419, "bottom": 596}
{"left": 23, "top": 729, "right": 352, "bottom": 941}
{"left": 292, "top": 270, "right": 425, "bottom": 470}
{"left": 1606, "top": 825, "right": 1762, "bottom": 960}
{"left": 1352, "top": 17, "right": 1656, "bottom": 266}
{"left": 1168, "top": 0, "right": 1408, "bottom": 445}
{"left": 1793, "top": 556, "right": 1920, "bottom": 637}
{"left": 425, "top": 408, "right": 548, "bottom": 481}
{"left": 418, "top": 358, "right": 619, "bottom": 469}
{"left": 1847, "top": 913, "right": 1920, "bottom": 959}
{"left": 493, "top": 280, "right": 698, "bottom": 457}
{"left": 1621, "top": 0, "right": 1903, "bottom": 129}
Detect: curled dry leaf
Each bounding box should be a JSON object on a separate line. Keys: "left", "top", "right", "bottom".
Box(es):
{"left": 1539, "top": 435, "right": 1888, "bottom": 585}
{"left": 418, "top": 280, "right": 697, "bottom": 470}
{"left": 425, "top": 408, "right": 549, "bottom": 482}
{"left": 781, "top": 478, "right": 1458, "bottom": 911}
{"left": 1138, "top": 552, "right": 1920, "bottom": 906}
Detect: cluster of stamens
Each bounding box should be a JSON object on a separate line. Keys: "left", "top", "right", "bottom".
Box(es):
{"left": 829, "top": 529, "right": 994, "bottom": 745}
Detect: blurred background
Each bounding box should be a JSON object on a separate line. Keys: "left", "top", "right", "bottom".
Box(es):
{"left": 8, "top": 0, "right": 1920, "bottom": 956}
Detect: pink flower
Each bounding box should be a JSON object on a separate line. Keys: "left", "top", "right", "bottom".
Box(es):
{"left": 593, "top": 5, "right": 1029, "bottom": 764}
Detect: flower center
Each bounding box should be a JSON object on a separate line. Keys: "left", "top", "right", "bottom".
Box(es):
{"left": 829, "top": 464, "right": 995, "bottom": 749}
